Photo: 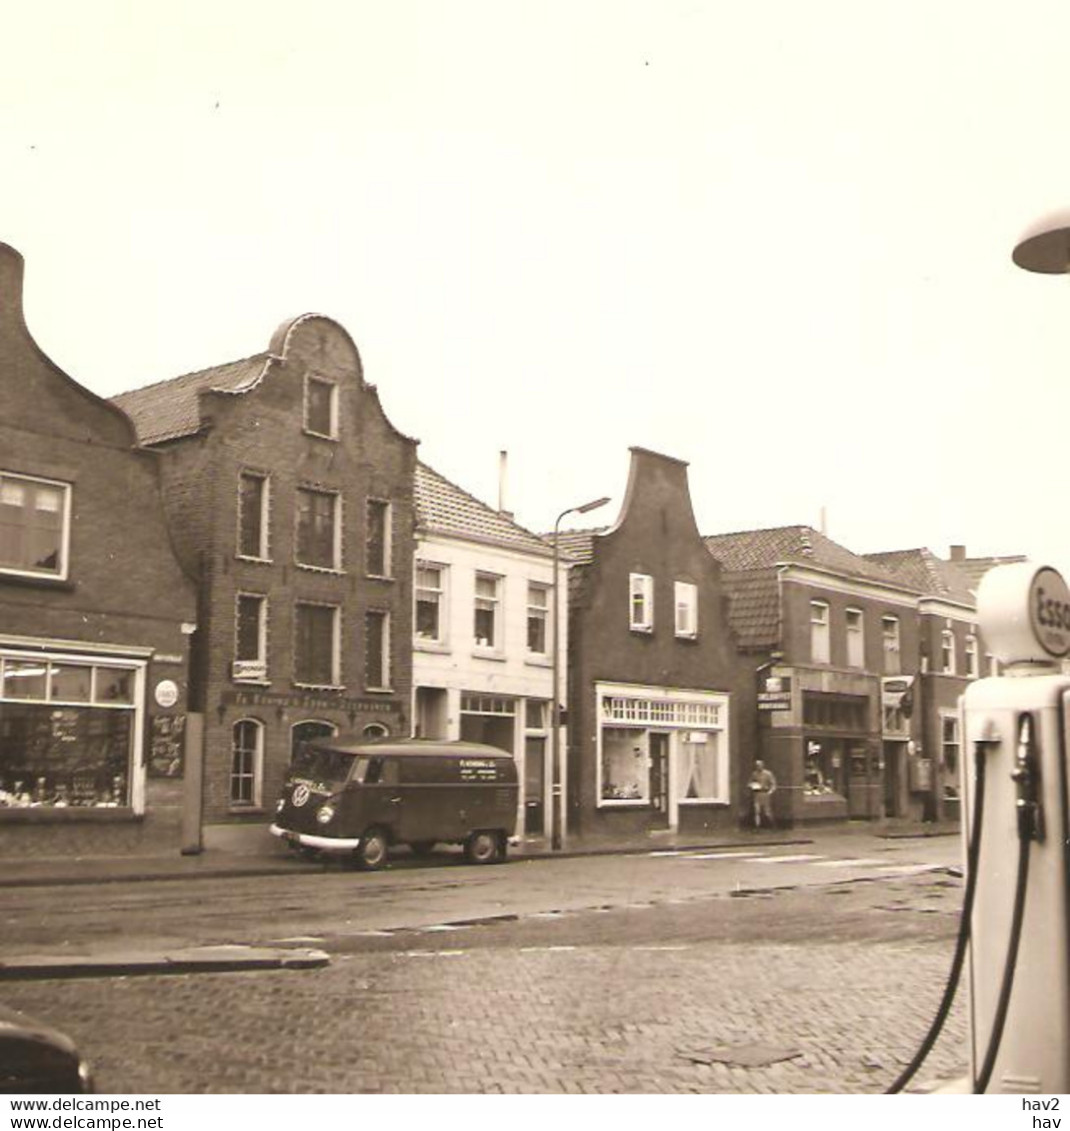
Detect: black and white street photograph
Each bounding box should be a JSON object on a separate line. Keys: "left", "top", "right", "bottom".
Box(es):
{"left": 3, "top": 0, "right": 1070, "bottom": 1117}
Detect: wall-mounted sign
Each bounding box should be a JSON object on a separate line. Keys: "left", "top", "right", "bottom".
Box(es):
{"left": 154, "top": 679, "right": 179, "bottom": 709}
{"left": 148, "top": 714, "right": 186, "bottom": 778}
{"left": 232, "top": 660, "right": 268, "bottom": 682}
{"left": 758, "top": 693, "right": 792, "bottom": 711}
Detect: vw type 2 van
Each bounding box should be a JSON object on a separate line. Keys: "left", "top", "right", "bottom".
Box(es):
{"left": 270, "top": 738, "right": 518, "bottom": 869}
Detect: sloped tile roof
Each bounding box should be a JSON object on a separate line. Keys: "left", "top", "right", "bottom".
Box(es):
{"left": 704, "top": 525, "right": 907, "bottom": 588}
{"left": 721, "top": 567, "right": 782, "bottom": 650}
{"left": 415, "top": 462, "right": 554, "bottom": 557}
{"left": 543, "top": 527, "right": 607, "bottom": 565}
{"left": 111, "top": 354, "right": 273, "bottom": 445}
{"left": 865, "top": 548, "right": 976, "bottom": 605}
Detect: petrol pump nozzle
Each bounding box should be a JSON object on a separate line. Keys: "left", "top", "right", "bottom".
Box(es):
{"left": 1011, "top": 713, "right": 1044, "bottom": 842}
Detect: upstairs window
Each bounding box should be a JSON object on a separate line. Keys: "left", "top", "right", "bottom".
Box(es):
{"left": 674, "top": 582, "right": 698, "bottom": 638}
{"left": 474, "top": 573, "right": 501, "bottom": 648}
{"left": 941, "top": 629, "right": 956, "bottom": 675}
{"left": 882, "top": 616, "right": 901, "bottom": 675}
{"left": 810, "top": 601, "right": 830, "bottom": 664}
{"left": 366, "top": 499, "right": 392, "bottom": 578}
{"left": 630, "top": 573, "right": 654, "bottom": 632}
{"left": 304, "top": 375, "right": 338, "bottom": 439}
{"left": 845, "top": 608, "right": 864, "bottom": 668}
{"left": 365, "top": 610, "right": 391, "bottom": 690}
{"left": 966, "top": 632, "right": 979, "bottom": 678}
{"left": 238, "top": 472, "right": 270, "bottom": 560}
{"left": 234, "top": 594, "right": 268, "bottom": 679}
{"left": 527, "top": 583, "right": 549, "bottom": 654}
{"left": 0, "top": 472, "right": 70, "bottom": 580}
{"left": 296, "top": 488, "right": 340, "bottom": 571}
{"left": 415, "top": 563, "right": 446, "bottom": 643}
{"left": 294, "top": 602, "right": 340, "bottom": 687}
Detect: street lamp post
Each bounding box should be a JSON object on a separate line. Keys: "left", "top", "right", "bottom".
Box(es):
{"left": 551, "top": 496, "right": 610, "bottom": 851}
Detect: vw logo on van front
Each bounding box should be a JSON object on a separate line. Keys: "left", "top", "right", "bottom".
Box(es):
{"left": 292, "top": 783, "right": 312, "bottom": 808}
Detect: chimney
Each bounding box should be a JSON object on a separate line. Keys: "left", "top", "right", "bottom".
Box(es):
{"left": 498, "top": 451, "right": 513, "bottom": 518}
{"left": 950, "top": 545, "right": 966, "bottom": 562}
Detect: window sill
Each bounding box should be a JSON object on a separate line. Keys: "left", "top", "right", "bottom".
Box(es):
{"left": 471, "top": 648, "right": 506, "bottom": 663}
{"left": 674, "top": 634, "right": 699, "bottom": 643}
{"left": 294, "top": 563, "right": 346, "bottom": 577}
{"left": 597, "top": 798, "right": 649, "bottom": 808}
{"left": 677, "top": 798, "right": 728, "bottom": 807}
{"left": 629, "top": 626, "right": 653, "bottom": 636}
{"left": 0, "top": 571, "right": 76, "bottom": 592}
{"left": 227, "top": 805, "right": 265, "bottom": 816}
{"left": 415, "top": 638, "right": 450, "bottom": 654}
{"left": 235, "top": 555, "right": 273, "bottom": 566}
{"left": 302, "top": 429, "right": 339, "bottom": 443}
{"left": 365, "top": 574, "right": 395, "bottom": 583}
{"left": 292, "top": 683, "right": 346, "bottom": 692}
{"left": 524, "top": 654, "right": 551, "bottom": 668}
{"left": 232, "top": 678, "right": 272, "bottom": 687}
{"left": 365, "top": 686, "right": 394, "bottom": 695}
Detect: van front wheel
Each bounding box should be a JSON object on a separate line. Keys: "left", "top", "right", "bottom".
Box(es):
{"left": 465, "top": 830, "right": 503, "bottom": 865}
{"left": 356, "top": 829, "right": 389, "bottom": 871}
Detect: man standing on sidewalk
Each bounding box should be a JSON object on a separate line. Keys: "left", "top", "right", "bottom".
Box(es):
{"left": 749, "top": 760, "right": 777, "bottom": 829}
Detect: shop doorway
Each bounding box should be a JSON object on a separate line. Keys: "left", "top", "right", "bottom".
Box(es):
{"left": 649, "top": 732, "right": 670, "bottom": 827}
{"left": 525, "top": 736, "right": 545, "bottom": 836}
{"left": 883, "top": 740, "right": 905, "bottom": 817}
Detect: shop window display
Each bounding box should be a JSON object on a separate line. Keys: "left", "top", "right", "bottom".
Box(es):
{"left": 0, "top": 656, "right": 137, "bottom": 810}
{"left": 675, "top": 734, "right": 718, "bottom": 802}
{"left": 601, "top": 728, "right": 647, "bottom": 801}
{"left": 804, "top": 740, "right": 842, "bottom": 796}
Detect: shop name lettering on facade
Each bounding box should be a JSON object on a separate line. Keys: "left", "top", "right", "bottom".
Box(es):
{"left": 225, "top": 689, "right": 401, "bottom": 714}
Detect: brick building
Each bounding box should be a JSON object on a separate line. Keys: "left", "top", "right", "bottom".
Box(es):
{"left": 412, "top": 461, "right": 561, "bottom": 839}
{"left": 112, "top": 314, "right": 417, "bottom": 833}
{"left": 0, "top": 242, "right": 197, "bottom": 855}
{"left": 558, "top": 448, "right": 752, "bottom": 840}
{"left": 866, "top": 546, "right": 992, "bottom": 820}
{"left": 705, "top": 525, "right": 925, "bottom": 825}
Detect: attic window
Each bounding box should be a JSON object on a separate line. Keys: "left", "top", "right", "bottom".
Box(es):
{"left": 304, "top": 375, "right": 337, "bottom": 439}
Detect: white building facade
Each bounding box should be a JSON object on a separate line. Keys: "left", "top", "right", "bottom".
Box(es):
{"left": 412, "top": 463, "right": 566, "bottom": 840}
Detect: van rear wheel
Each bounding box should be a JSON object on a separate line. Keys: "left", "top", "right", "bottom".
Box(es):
{"left": 355, "top": 829, "right": 389, "bottom": 871}
{"left": 464, "top": 830, "right": 502, "bottom": 865}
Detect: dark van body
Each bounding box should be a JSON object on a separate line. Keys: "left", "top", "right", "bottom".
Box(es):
{"left": 270, "top": 738, "right": 518, "bottom": 869}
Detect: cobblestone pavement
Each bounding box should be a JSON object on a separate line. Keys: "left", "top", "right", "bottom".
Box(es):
{"left": 1, "top": 874, "right": 969, "bottom": 1094}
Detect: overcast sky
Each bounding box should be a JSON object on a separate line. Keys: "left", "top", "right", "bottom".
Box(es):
{"left": 5, "top": 2, "right": 1070, "bottom": 572}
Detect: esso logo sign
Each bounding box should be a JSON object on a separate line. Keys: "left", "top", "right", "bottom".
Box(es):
{"left": 978, "top": 562, "right": 1070, "bottom": 665}
{"left": 1030, "top": 567, "right": 1070, "bottom": 658}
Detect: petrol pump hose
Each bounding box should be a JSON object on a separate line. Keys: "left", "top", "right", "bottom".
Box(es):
{"left": 884, "top": 740, "right": 988, "bottom": 1094}
{"left": 971, "top": 711, "right": 1041, "bottom": 1094}
{"left": 885, "top": 716, "right": 1039, "bottom": 1094}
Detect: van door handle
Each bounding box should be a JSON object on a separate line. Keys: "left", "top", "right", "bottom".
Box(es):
{"left": 389, "top": 796, "right": 402, "bottom": 804}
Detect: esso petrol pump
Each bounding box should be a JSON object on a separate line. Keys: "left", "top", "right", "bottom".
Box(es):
{"left": 961, "top": 561, "right": 1070, "bottom": 1092}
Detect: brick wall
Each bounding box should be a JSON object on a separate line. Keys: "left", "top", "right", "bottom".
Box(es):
{"left": 0, "top": 242, "right": 197, "bottom": 856}
{"left": 144, "top": 315, "right": 417, "bottom": 823}
{"left": 567, "top": 448, "right": 754, "bottom": 836}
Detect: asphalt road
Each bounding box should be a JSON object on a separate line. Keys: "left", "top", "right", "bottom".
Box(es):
{"left": 0, "top": 834, "right": 971, "bottom": 1093}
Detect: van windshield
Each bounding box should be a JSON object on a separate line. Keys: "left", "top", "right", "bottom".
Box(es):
{"left": 290, "top": 746, "right": 357, "bottom": 784}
